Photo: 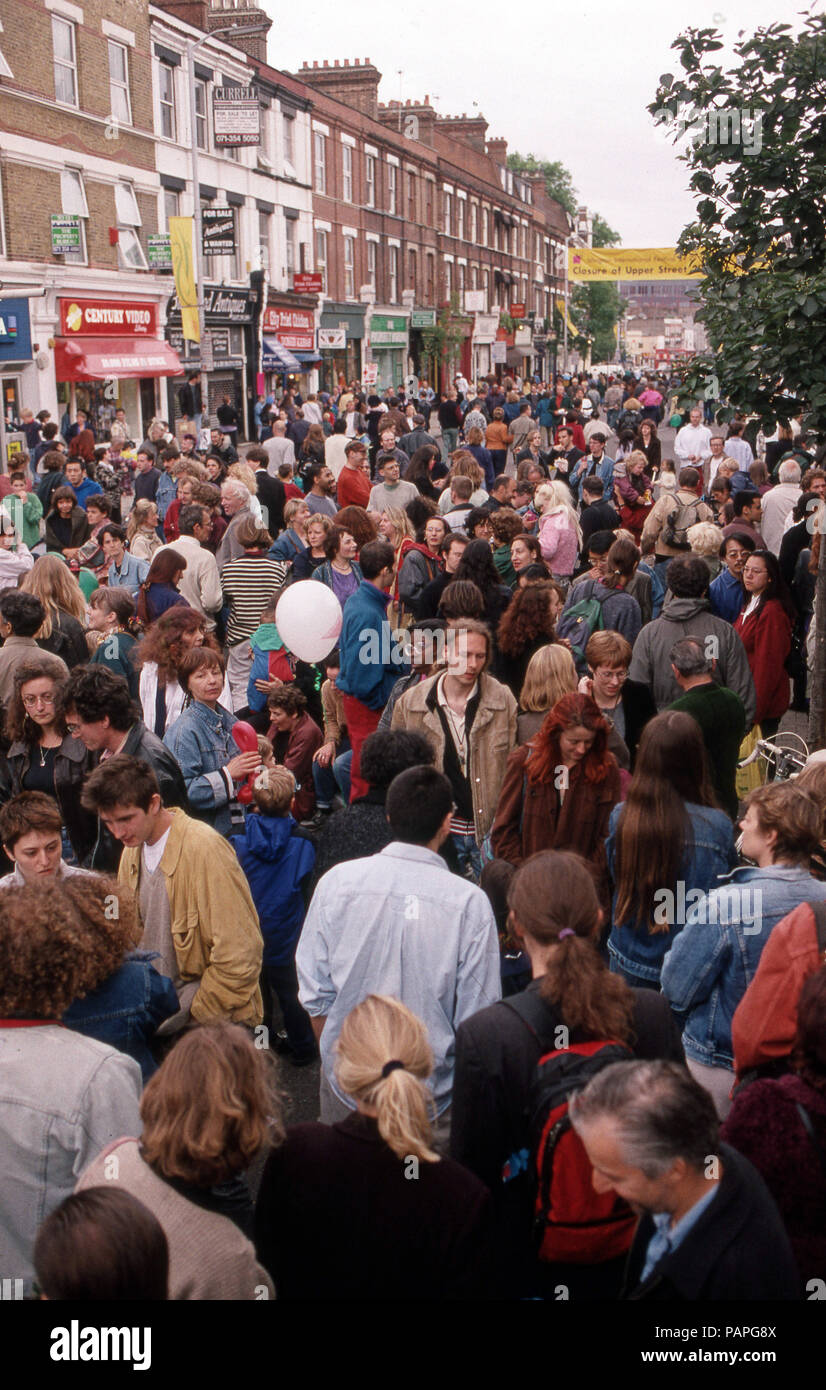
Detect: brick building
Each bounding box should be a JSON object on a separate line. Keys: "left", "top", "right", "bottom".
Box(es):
{"left": 0, "top": 0, "right": 180, "bottom": 440}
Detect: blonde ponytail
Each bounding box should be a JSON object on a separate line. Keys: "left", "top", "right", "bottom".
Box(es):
{"left": 334, "top": 995, "right": 440, "bottom": 1164}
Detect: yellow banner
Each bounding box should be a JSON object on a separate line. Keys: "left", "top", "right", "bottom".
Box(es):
{"left": 568, "top": 247, "right": 703, "bottom": 281}
{"left": 169, "top": 217, "right": 200, "bottom": 343}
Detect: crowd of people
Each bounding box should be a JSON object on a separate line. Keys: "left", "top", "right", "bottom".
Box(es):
{"left": 1, "top": 369, "right": 825, "bottom": 1304}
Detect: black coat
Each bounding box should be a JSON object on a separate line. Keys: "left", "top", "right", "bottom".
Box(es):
{"left": 451, "top": 978, "right": 684, "bottom": 1296}
{"left": 255, "top": 1112, "right": 495, "bottom": 1300}
{"left": 1, "top": 734, "right": 95, "bottom": 863}
{"left": 254, "top": 468, "right": 286, "bottom": 538}
{"left": 87, "top": 720, "right": 189, "bottom": 872}
{"left": 623, "top": 1143, "right": 801, "bottom": 1300}
{"left": 37, "top": 609, "right": 89, "bottom": 669}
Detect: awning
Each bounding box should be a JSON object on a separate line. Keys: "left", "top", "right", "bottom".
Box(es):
{"left": 292, "top": 350, "right": 322, "bottom": 364}
{"left": 262, "top": 336, "right": 301, "bottom": 372}
{"left": 54, "top": 336, "right": 184, "bottom": 381}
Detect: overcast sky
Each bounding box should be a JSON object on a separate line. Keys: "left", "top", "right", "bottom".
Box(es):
{"left": 266, "top": 0, "right": 800, "bottom": 246}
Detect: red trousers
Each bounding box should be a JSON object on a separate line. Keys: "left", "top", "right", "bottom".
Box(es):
{"left": 340, "top": 694, "right": 383, "bottom": 802}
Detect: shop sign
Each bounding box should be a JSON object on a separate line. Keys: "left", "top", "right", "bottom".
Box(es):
{"left": 362, "top": 363, "right": 378, "bottom": 385}
{"left": 510, "top": 302, "right": 526, "bottom": 319}
{"left": 213, "top": 86, "right": 261, "bottom": 147}
{"left": 491, "top": 341, "right": 507, "bottom": 364}
{"left": 318, "top": 328, "right": 346, "bottom": 350}
{"left": 148, "top": 234, "right": 173, "bottom": 270}
{"left": 370, "top": 314, "right": 408, "bottom": 347}
{"left": 262, "top": 306, "right": 315, "bottom": 350}
{"left": 410, "top": 308, "right": 436, "bottom": 329}
{"left": 59, "top": 299, "right": 157, "bottom": 336}
{"left": 51, "top": 214, "right": 80, "bottom": 253}
{"left": 463, "top": 292, "right": 485, "bottom": 314}
{"left": 293, "top": 272, "right": 323, "bottom": 294}
{"left": 473, "top": 313, "right": 499, "bottom": 343}
{"left": 202, "top": 209, "right": 236, "bottom": 257}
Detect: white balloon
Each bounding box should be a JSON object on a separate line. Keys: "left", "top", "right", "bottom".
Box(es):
{"left": 275, "top": 581, "right": 343, "bottom": 664}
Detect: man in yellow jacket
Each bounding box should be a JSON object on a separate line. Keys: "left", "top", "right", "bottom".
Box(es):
{"left": 82, "top": 754, "right": 263, "bottom": 1031}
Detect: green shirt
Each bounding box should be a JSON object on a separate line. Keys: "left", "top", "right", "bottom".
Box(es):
{"left": 669, "top": 682, "right": 746, "bottom": 819}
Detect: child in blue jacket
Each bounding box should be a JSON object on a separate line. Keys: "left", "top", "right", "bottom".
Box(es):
{"left": 234, "top": 765, "right": 318, "bottom": 1065}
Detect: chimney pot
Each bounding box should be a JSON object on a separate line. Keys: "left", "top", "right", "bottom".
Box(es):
{"left": 343, "top": 58, "right": 349, "bottom": 66}
{"left": 334, "top": 58, "right": 339, "bottom": 66}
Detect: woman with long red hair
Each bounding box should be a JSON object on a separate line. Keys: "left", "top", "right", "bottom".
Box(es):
{"left": 490, "top": 692, "right": 622, "bottom": 906}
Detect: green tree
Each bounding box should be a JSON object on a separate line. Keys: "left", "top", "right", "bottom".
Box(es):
{"left": 420, "top": 294, "right": 466, "bottom": 382}
{"left": 574, "top": 215, "right": 624, "bottom": 361}
{"left": 507, "top": 153, "right": 577, "bottom": 216}
{"left": 649, "top": 16, "right": 826, "bottom": 430}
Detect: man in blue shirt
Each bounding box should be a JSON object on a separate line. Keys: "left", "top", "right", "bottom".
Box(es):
{"left": 155, "top": 449, "right": 179, "bottom": 526}
{"left": 709, "top": 532, "right": 755, "bottom": 622}
{"left": 100, "top": 523, "right": 149, "bottom": 596}
{"left": 336, "top": 538, "right": 408, "bottom": 801}
{"left": 297, "top": 765, "right": 501, "bottom": 1143}
{"left": 570, "top": 1059, "right": 799, "bottom": 1299}
{"left": 64, "top": 459, "right": 100, "bottom": 511}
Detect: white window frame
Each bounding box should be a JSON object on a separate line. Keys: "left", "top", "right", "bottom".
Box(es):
{"left": 367, "top": 239, "right": 377, "bottom": 291}
{"left": 343, "top": 234, "right": 355, "bottom": 299}
{"left": 283, "top": 110, "right": 295, "bottom": 168}
{"left": 456, "top": 197, "right": 465, "bottom": 242}
{"left": 258, "top": 208, "right": 271, "bottom": 272}
{"left": 158, "top": 60, "right": 176, "bottom": 141}
{"left": 469, "top": 202, "right": 477, "bottom": 244}
{"left": 482, "top": 207, "right": 489, "bottom": 247}
{"left": 194, "top": 78, "right": 209, "bottom": 152}
{"left": 315, "top": 227, "right": 328, "bottom": 295}
{"left": 52, "top": 15, "right": 78, "bottom": 108}
{"left": 284, "top": 216, "right": 295, "bottom": 278}
{"left": 387, "top": 161, "right": 397, "bottom": 215}
{"left": 107, "top": 39, "right": 131, "bottom": 126}
{"left": 0, "top": 20, "right": 13, "bottom": 79}
{"left": 365, "top": 154, "right": 376, "bottom": 209}
{"left": 388, "top": 244, "right": 399, "bottom": 302}
{"left": 162, "top": 187, "right": 179, "bottom": 232}
{"left": 443, "top": 190, "right": 452, "bottom": 237}
{"left": 115, "top": 181, "right": 147, "bottom": 270}
{"left": 314, "top": 131, "right": 326, "bottom": 195}
{"left": 342, "top": 142, "right": 352, "bottom": 203}
{"left": 444, "top": 258, "right": 452, "bottom": 299}
{"left": 60, "top": 167, "right": 88, "bottom": 266}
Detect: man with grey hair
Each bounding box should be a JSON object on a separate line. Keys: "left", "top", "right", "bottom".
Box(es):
{"left": 667, "top": 636, "right": 745, "bottom": 817}
{"left": 262, "top": 419, "right": 296, "bottom": 479}
{"left": 215, "top": 478, "right": 254, "bottom": 567}
{"left": 397, "top": 412, "right": 437, "bottom": 458}
{"left": 569, "top": 1060, "right": 799, "bottom": 1300}
{"left": 761, "top": 459, "right": 802, "bottom": 554}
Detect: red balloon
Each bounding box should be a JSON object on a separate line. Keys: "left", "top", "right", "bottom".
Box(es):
{"left": 232, "top": 720, "right": 260, "bottom": 804}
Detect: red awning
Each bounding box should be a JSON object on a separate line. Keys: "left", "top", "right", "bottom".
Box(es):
{"left": 54, "top": 336, "right": 184, "bottom": 381}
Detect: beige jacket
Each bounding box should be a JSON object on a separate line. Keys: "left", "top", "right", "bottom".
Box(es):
{"left": 641, "top": 488, "right": 713, "bottom": 558}
{"left": 390, "top": 670, "right": 517, "bottom": 842}
{"left": 77, "top": 1139, "right": 274, "bottom": 1300}
{"left": 118, "top": 809, "right": 263, "bottom": 1025}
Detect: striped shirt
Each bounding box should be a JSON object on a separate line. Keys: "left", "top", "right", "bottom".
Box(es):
{"left": 220, "top": 551, "right": 288, "bottom": 646}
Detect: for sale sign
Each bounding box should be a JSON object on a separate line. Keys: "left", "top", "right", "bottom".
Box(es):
{"left": 202, "top": 209, "right": 236, "bottom": 257}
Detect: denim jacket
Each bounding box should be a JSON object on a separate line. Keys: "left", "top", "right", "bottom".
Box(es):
{"left": 163, "top": 700, "right": 240, "bottom": 835}
{"left": 63, "top": 950, "right": 180, "bottom": 1083}
{"left": 661, "top": 864, "right": 826, "bottom": 1068}
{"left": 607, "top": 802, "right": 736, "bottom": 984}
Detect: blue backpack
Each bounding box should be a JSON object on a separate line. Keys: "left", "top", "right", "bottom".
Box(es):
{"left": 556, "top": 586, "right": 606, "bottom": 674}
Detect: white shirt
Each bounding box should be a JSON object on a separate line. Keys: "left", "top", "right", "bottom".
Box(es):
{"left": 139, "top": 661, "right": 232, "bottom": 735}
{"left": 302, "top": 401, "right": 323, "bottom": 425}
{"left": 761, "top": 483, "right": 801, "bottom": 555}
{"left": 725, "top": 437, "right": 754, "bottom": 472}
{"left": 155, "top": 535, "right": 222, "bottom": 623}
{"left": 325, "top": 434, "right": 348, "bottom": 481}
{"left": 142, "top": 824, "right": 172, "bottom": 875}
{"left": 674, "top": 422, "right": 712, "bottom": 465}
{"left": 262, "top": 436, "right": 296, "bottom": 477}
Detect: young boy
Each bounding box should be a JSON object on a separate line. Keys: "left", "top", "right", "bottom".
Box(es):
{"left": 2, "top": 471, "right": 43, "bottom": 550}
{"left": 234, "top": 765, "right": 318, "bottom": 1066}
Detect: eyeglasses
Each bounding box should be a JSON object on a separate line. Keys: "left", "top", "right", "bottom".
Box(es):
{"left": 22, "top": 693, "right": 56, "bottom": 708}
{"left": 65, "top": 721, "right": 82, "bottom": 735}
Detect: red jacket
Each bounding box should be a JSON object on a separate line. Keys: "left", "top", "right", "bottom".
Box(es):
{"left": 267, "top": 712, "right": 323, "bottom": 822}
{"left": 336, "top": 465, "right": 371, "bottom": 511}
{"left": 733, "top": 598, "right": 791, "bottom": 724}
{"left": 732, "top": 903, "right": 824, "bottom": 1080}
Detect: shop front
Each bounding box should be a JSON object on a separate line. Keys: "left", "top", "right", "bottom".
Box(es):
{"left": 367, "top": 311, "right": 409, "bottom": 391}
{"left": 166, "top": 284, "right": 260, "bottom": 440}
{"left": 0, "top": 298, "right": 34, "bottom": 464}
{"left": 261, "top": 302, "right": 318, "bottom": 398}
{"left": 54, "top": 297, "right": 183, "bottom": 444}
{"left": 318, "top": 305, "right": 365, "bottom": 391}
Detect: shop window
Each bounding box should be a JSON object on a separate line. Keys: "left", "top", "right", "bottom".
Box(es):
{"left": 52, "top": 16, "right": 77, "bottom": 108}
{"left": 108, "top": 40, "right": 131, "bottom": 126}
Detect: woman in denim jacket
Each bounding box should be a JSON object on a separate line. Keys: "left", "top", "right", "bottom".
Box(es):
{"left": 607, "top": 711, "right": 736, "bottom": 990}
{"left": 163, "top": 648, "right": 261, "bottom": 837}
{"left": 662, "top": 781, "right": 826, "bottom": 1118}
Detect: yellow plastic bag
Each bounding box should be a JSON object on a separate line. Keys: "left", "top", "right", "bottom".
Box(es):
{"left": 735, "top": 724, "right": 764, "bottom": 801}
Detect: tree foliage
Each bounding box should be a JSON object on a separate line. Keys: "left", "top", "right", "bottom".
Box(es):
{"left": 649, "top": 15, "right": 826, "bottom": 430}
{"left": 507, "top": 153, "right": 577, "bottom": 216}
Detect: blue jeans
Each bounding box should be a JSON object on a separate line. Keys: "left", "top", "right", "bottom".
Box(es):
{"left": 312, "top": 747, "right": 352, "bottom": 808}
{"left": 451, "top": 832, "right": 482, "bottom": 882}
{"left": 608, "top": 958, "right": 662, "bottom": 991}
{"left": 441, "top": 427, "right": 459, "bottom": 461}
